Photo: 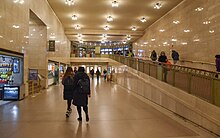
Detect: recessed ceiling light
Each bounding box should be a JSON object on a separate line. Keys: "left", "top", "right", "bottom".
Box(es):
{"left": 193, "top": 38, "right": 200, "bottom": 42}
{"left": 127, "top": 36, "right": 131, "bottom": 40}
{"left": 9, "top": 40, "right": 14, "bottom": 43}
{"left": 159, "top": 29, "right": 165, "bottom": 32}
{"left": 181, "top": 42, "right": 188, "bottom": 45}
{"left": 151, "top": 38, "right": 156, "bottom": 41}
{"left": 72, "top": 15, "right": 78, "bottom": 20}
{"left": 123, "top": 41, "right": 126, "bottom": 44}
{"left": 74, "top": 24, "right": 81, "bottom": 30}
{"left": 112, "top": 1, "right": 119, "bottom": 7}
{"left": 107, "top": 16, "right": 113, "bottom": 22}
{"left": 131, "top": 26, "right": 137, "bottom": 31}
{"left": 144, "top": 42, "right": 148, "bottom": 45}
{"left": 65, "top": 0, "right": 74, "bottom": 6}
{"left": 195, "top": 7, "right": 204, "bottom": 12}
{"left": 154, "top": 2, "right": 162, "bottom": 9}
{"left": 140, "top": 17, "right": 147, "bottom": 23}
{"left": 104, "top": 25, "right": 109, "bottom": 30}
{"left": 0, "top": 35, "right": 3, "bottom": 38}
{"left": 173, "top": 20, "right": 180, "bottom": 24}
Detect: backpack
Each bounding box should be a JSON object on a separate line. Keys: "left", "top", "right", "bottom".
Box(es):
{"left": 77, "top": 75, "right": 90, "bottom": 94}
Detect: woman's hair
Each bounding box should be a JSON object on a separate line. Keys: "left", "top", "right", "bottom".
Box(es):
{"left": 62, "top": 67, "right": 73, "bottom": 81}
{"left": 160, "top": 51, "right": 166, "bottom": 56}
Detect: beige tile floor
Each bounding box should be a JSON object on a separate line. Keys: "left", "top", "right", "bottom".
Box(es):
{"left": 0, "top": 79, "right": 202, "bottom": 138}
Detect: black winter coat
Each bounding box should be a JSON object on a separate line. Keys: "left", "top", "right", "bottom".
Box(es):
{"left": 62, "top": 76, "right": 74, "bottom": 100}
{"left": 72, "top": 72, "right": 91, "bottom": 106}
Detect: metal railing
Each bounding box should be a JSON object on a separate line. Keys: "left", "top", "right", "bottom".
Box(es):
{"left": 110, "top": 55, "right": 220, "bottom": 107}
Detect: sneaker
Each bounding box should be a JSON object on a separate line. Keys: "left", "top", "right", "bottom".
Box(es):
{"left": 77, "top": 117, "right": 82, "bottom": 121}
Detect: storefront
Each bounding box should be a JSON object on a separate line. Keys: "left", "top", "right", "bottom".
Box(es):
{"left": 48, "top": 61, "right": 59, "bottom": 85}
{"left": 0, "top": 49, "right": 25, "bottom": 101}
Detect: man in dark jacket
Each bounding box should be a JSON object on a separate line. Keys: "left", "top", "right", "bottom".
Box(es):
{"left": 72, "top": 67, "right": 91, "bottom": 122}
{"left": 171, "top": 50, "right": 179, "bottom": 64}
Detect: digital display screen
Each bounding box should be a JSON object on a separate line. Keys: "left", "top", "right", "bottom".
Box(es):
{"left": 3, "top": 86, "right": 19, "bottom": 100}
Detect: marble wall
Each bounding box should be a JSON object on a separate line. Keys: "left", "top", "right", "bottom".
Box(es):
{"left": 134, "top": 0, "right": 220, "bottom": 65}
{"left": 0, "top": 0, "right": 70, "bottom": 95}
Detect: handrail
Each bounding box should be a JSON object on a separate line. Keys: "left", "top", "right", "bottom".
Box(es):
{"left": 110, "top": 55, "right": 220, "bottom": 107}
{"left": 114, "top": 55, "right": 218, "bottom": 74}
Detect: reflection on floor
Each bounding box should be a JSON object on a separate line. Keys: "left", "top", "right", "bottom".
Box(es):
{"left": 0, "top": 100, "right": 11, "bottom": 106}
{"left": 0, "top": 78, "right": 206, "bottom": 138}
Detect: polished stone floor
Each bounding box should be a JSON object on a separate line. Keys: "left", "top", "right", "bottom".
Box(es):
{"left": 0, "top": 79, "right": 202, "bottom": 138}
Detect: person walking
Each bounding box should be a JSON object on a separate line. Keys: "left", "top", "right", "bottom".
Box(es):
{"left": 150, "top": 50, "right": 157, "bottom": 61}
{"left": 72, "top": 67, "right": 91, "bottom": 122}
{"left": 96, "top": 69, "right": 101, "bottom": 81}
{"left": 171, "top": 50, "right": 179, "bottom": 64}
{"left": 103, "top": 69, "right": 107, "bottom": 80}
{"left": 158, "top": 51, "right": 168, "bottom": 82}
{"left": 90, "top": 69, "right": 94, "bottom": 80}
{"left": 62, "top": 67, "right": 74, "bottom": 118}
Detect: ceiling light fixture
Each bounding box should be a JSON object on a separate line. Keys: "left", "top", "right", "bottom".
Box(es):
{"left": 72, "top": 15, "right": 78, "bottom": 20}
{"left": 159, "top": 29, "right": 165, "bottom": 32}
{"left": 13, "top": 0, "right": 24, "bottom": 4}
{"left": 140, "top": 17, "right": 147, "bottom": 23}
{"left": 184, "top": 29, "right": 190, "bottom": 33}
{"left": 12, "top": 25, "right": 20, "bottom": 29}
{"left": 107, "top": 16, "right": 113, "bottom": 22}
{"left": 79, "top": 40, "right": 83, "bottom": 43}
{"left": 127, "top": 35, "right": 131, "bottom": 40}
{"left": 74, "top": 24, "right": 81, "bottom": 30}
{"left": 131, "top": 26, "right": 137, "bottom": 31}
{"left": 154, "top": 2, "right": 162, "bottom": 9}
{"left": 195, "top": 7, "right": 204, "bottom": 12}
{"left": 112, "top": 1, "right": 119, "bottom": 7}
{"left": 203, "top": 21, "right": 211, "bottom": 25}
{"left": 123, "top": 41, "right": 126, "bottom": 44}
{"left": 173, "top": 20, "right": 180, "bottom": 24}
{"left": 104, "top": 25, "right": 110, "bottom": 30}
{"left": 209, "top": 30, "right": 215, "bottom": 33}
{"left": 65, "top": 0, "right": 74, "bottom": 6}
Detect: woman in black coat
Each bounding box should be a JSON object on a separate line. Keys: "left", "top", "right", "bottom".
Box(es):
{"left": 62, "top": 67, "right": 74, "bottom": 117}
{"left": 72, "top": 67, "right": 91, "bottom": 122}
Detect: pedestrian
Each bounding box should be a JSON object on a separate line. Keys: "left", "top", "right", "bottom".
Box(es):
{"left": 103, "top": 69, "right": 107, "bottom": 80}
{"left": 215, "top": 55, "right": 220, "bottom": 78}
{"left": 72, "top": 67, "right": 91, "bottom": 122}
{"left": 158, "top": 51, "right": 167, "bottom": 63}
{"left": 62, "top": 67, "right": 74, "bottom": 118}
{"left": 158, "top": 51, "right": 168, "bottom": 82}
{"left": 73, "top": 67, "right": 78, "bottom": 74}
{"left": 96, "top": 69, "right": 101, "bottom": 81}
{"left": 90, "top": 69, "right": 94, "bottom": 79}
{"left": 150, "top": 50, "right": 157, "bottom": 61}
{"left": 171, "top": 50, "right": 179, "bottom": 64}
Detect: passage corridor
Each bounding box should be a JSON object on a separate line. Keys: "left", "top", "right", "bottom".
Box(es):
{"left": 0, "top": 79, "right": 202, "bottom": 138}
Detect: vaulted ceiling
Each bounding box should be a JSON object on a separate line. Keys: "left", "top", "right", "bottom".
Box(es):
{"left": 47, "top": 0, "right": 183, "bottom": 45}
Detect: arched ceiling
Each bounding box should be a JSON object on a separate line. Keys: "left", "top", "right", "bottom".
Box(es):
{"left": 47, "top": 0, "right": 183, "bottom": 45}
